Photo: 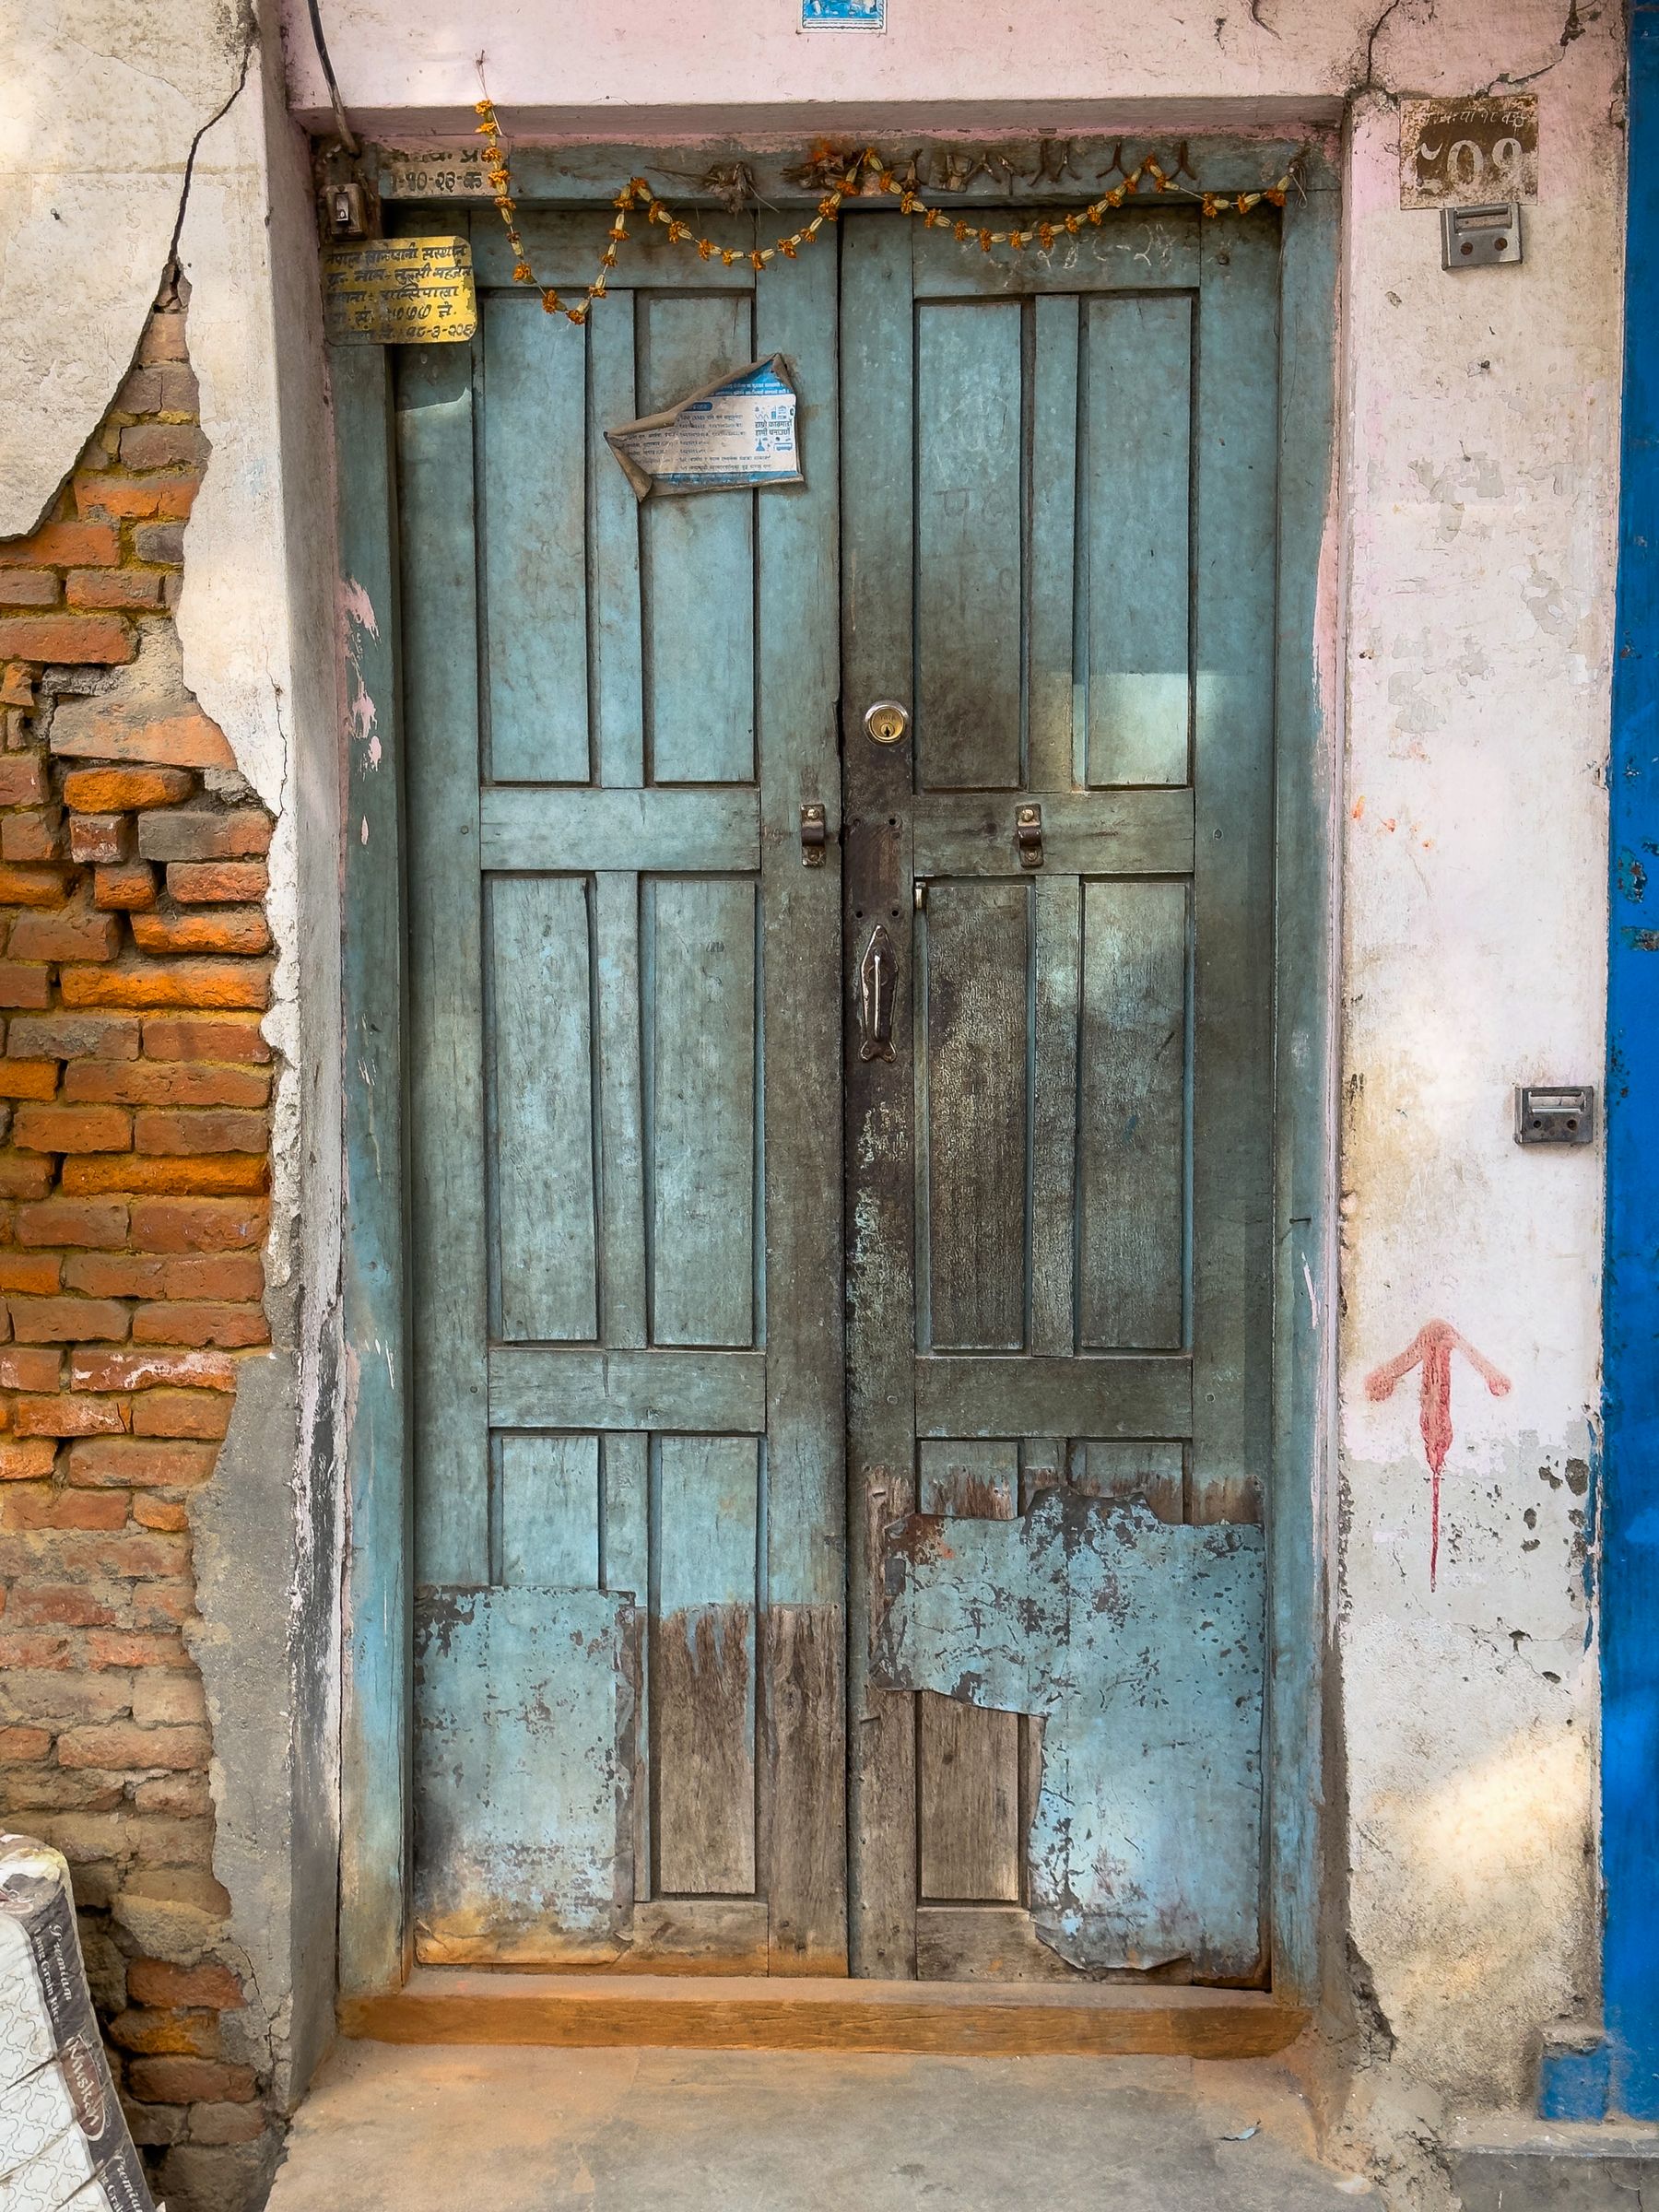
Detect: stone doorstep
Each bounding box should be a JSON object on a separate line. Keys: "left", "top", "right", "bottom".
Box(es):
{"left": 1449, "top": 2115, "right": 1659, "bottom": 2210}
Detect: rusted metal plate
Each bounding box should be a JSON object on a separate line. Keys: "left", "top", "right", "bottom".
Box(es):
{"left": 874, "top": 1490, "right": 1265, "bottom": 1976}
{"left": 1399, "top": 96, "right": 1538, "bottom": 209}
{"left": 322, "top": 238, "right": 477, "bottom": 346}
{"left": 413, "top": 1588, "right": 637, "bottom": 1965}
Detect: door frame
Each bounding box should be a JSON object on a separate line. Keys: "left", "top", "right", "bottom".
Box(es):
{"left": 331, "top": 129, "right": 1341, "bottom": 2007}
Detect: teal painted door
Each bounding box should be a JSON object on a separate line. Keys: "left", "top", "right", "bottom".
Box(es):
{"left": 841, "top": 209, "right": 1278, "bottom": 1981}
{"left": 396, "top": 199, "right": 1282, "bottom": 1986}
{"left": 398, "top": 212, "right": 846, "bottom": 1972}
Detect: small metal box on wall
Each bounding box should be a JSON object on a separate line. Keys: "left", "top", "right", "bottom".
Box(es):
{"left": 1515, "top": 1085, "right": 1596, "bottom": 1146}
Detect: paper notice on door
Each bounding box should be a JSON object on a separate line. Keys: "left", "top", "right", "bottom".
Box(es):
{"left": 605, "top": 357, "right": 801, "bottom": 499}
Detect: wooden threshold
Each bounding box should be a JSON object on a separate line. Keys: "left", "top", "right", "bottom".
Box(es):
{"left": 341, "top": 1969, "right": 1307, "bottom": 2058}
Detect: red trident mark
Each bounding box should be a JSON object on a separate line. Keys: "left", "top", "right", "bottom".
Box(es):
{"left": 1365, "top": 1320, "right": 1512, "bottom": 1590}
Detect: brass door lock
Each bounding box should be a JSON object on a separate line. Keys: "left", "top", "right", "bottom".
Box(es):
{"left": 864, "top": 700, "right": 910, "bottom": 747}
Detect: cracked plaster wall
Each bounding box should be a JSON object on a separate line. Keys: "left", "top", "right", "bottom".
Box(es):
{"left": 1, "top": 0, "right": 343, "bottom": 2118}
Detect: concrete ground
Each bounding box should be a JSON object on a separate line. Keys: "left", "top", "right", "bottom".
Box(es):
{"left": 265, "top": 2042, "right": 1376, "bottom": 2210}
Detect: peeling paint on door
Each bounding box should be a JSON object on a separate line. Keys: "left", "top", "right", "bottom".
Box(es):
{"left": 413, "top": 1587, "right": 639, "bottom": 1964}
{"left": 873, "top": 1489, "right": 1265, "bottom": 1975}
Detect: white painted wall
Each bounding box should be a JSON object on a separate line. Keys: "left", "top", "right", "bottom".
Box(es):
{"left": 1337, "top": 62, "right": 1619, "bottom": 2116}
{"left": 2, "top": 0, "right": 1625, "bottom": 2173}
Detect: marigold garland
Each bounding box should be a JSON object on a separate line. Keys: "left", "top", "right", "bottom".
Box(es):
{"left": 471, "top": 87, "right": 1295, "bottom": 326}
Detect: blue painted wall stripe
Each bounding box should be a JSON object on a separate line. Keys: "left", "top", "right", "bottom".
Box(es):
{"left": 1604, "top": 0, "right": 1659, "bottom": 2124}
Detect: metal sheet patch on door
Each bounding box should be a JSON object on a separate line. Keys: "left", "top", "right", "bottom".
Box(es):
{"left": 874, "top": 1489, "right": 1265, "bottom": 1976}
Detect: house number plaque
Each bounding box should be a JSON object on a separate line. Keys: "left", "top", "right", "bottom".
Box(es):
{"left": 1399, "top": 96, "right": 1538, "bottom": 209}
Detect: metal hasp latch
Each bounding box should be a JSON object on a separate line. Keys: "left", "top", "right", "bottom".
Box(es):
{"left": 799, "top": 803, "right": 827, "bottom": 866}
{"left": 1016, "top": 805, "right": 1043, "bottom": 869}
{"left": 1441, "top": 202, "right": 1523, "bottom": 269}
{"left": 1514, "top": 1085, "right": 1594, "bottom": 1146}
{"left": 859, "top": 924, "right": 897, "bottom": 1063}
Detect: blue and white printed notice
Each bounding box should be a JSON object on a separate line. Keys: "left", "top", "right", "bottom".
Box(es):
{"left": 801, "top": 0, "right": 885, "bottom": 27}
{"left": 605, "top": 356, "right": 802, "bottom": 499}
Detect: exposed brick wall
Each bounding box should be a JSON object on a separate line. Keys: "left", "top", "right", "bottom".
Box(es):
{"left": 0, "top": 276, "right": 278, "bottom": 2210}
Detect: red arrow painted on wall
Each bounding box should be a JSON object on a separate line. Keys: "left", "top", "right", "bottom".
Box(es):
{"left": 1365, "top": 1320, "right": 1512, "bottom": 1590}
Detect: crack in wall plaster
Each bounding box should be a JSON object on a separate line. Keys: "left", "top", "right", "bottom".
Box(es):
{"left": 1485, "top": 0, "right": 1589, "bottom": 92}
{"left": 1359, "top": 0, "right": 1418, "bottom": 94}
{"left": 0, "top": 2, "right": 253, "bottom": 540}
{"left": 167, "top": 11, "right": 257, "bottom": 271}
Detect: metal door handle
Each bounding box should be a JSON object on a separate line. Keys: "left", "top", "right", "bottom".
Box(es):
{"left": 859, "top": 924, "right": 897, "bottom": 1063}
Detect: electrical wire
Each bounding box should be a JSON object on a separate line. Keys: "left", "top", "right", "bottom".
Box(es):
{"left": 305, "top": 0, "right": 360, "bottom": 157}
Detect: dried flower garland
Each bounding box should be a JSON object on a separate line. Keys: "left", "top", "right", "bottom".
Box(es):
{"left": 472, "top": 82, "right": 1296, "bottom": 327}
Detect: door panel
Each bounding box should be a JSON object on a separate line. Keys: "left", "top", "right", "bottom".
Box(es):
{"left": 1083, "top": 294, "right": 1193, "bottom": 787}
{"left": 480, "top": 300, "right": 590, "bottom": 783}
{"left": 843, "top": 206, "right": 1278, "bottom": 1983}
{"left": 403, "top": 213, "right": 844, "bottom": 1972}
{"left": 1077, "top": 876, "right": 1189, "bottom": 1352}
{"left": 915, "top": 1441, "right": 1021, "bottom": 1904}
{"left": 915, "top": 302, "right": 1023, "bottom": 790}
{"left": 488, "top": 874, "right": 597, "bottom": 1343}
{"left": 922, "top": 879, "right": 1029, "bottom": 1352}
{"left": 647, "top": 875, "right": 759, "bottom": 1348}
{"left": 653, "top": 1433, "right": 760, "bottom": 1896}
{"left": 641, "top": 294, "right": 757, "bottom": 783}
{"left": 500, "top": 1432, "right": 602, "bottom": 1588}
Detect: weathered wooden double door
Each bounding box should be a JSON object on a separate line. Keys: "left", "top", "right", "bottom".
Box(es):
{"left": 399, "top": 200, "right": 1280, "bottom": 1984}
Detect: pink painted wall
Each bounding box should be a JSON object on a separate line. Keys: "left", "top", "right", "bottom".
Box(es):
{"left": 281, "top": 0, "right": 1588, "bottom": 134}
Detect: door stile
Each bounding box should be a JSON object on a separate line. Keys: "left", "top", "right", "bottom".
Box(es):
{"left": 755, "top": 245, "right": 849, "bottom": 1972}
{"left": 1028, "top": 292, "right": 1081, "bottom": 1371}
{"left": 588, "top": 291, "right": 653, "bottom": 1894}
{"left": 1191, "top": 223, "right": 1280, "bottom": 1541}
{"left": 398, "top": 340, "right": 491, "bottom": 1589}
{"left": 841, "top": 215, "right": 921, "bottom": 1979}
